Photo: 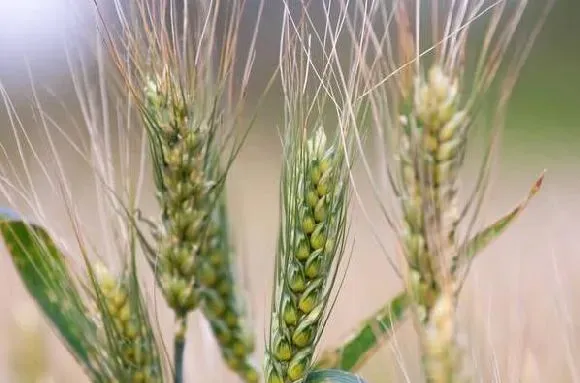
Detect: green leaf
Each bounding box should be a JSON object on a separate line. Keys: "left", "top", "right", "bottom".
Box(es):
{"left": 315, "top": 293, "right": 408, "bottom": 372}
{"left": 315, "top": 172, "right": 545, "bottom": 372}
{"left": 460, "top": 171, "right": 545, "bottom": 261}
{"left": 0, "top": 211, "right": 98, "bottom": 376}
{"left": 305, "top": 369, "right": 368, "bottom": 383}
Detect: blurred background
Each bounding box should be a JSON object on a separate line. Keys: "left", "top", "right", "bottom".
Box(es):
{"left": 0, "top": 0, "right": 578, "bottom": 382}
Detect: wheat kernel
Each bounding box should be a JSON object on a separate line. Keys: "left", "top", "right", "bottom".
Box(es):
{"left": 291, "top": 326, "right": 312, "bottom": 347}
{"left": 132, "top": 371, "right": 146, "bottom": 383}
{"left": 295, "top": 235, "right": 311, "bottom": 261}
{"left": 403, "top": 196, "right": 423, "bottom": 230}
{"left": 436, "top": 138, "right": 461, "bottom": 161}
{"left": 224, "top": 350, "right": 242, "bottom": 369}
{"left": 423, "top": 134, "right": 439, "bottom": 153}
{"left": 224, "top": 311, "right": 238, "bottom": 327}
{"left": 298, "top": 283, "right": 321, "bottom": 313}
{"left": 316, "top": 177, "right": 330, "bottom": 196}
{"left": 179, "top": 256, "right": 195, "bottom": 277}
{"left": 244, "top": 368, "right": 259, "bottom": 383}
{"left": 266, "top": 364, "right": 284, "bottom": 383}
{"left": 204, "top": 291, "right": 226, "bottom": 317}
{"left": 209, "top": 250, "right": 224, "bottom": 267}
{"left": 232, "top": 341, "right": 247, "bottom": 357}
{"left": 309, "top": 225, "right": 326, "bottom": 250}
{"left": 282, "top": 298, "right": 298, "bottom": 326}
{"left": 212, "top": 321, "right": 232, "bottom": 344}
{"left": 310, "top": 166, "right": 322, "bottom": 185}
{"left": 314, "top": 197, "right": 326, "bottom": 222}
{"left": 118, "top": 304, "right": 131, "bottom": 322}
{"left": 306, "top": 189, "right": 319, "bottom": 208}
{"left": 273, "top": 336, "right": 292, "bottom": 361}
{"left": 406, "top": 233, "right": 426, "bottom": 257}
{"left": 304, "top": 250, "right": 323, "bottom": 278}
{"left": 319, "top": 153, "right": 332, "bottom": 173}
{"left": 439, "top": 111, "right": 464, "bottom": 141}
{"left": 302, "top": 215, "right": 316, "bottom": 234}
{"left": 112, "top": 290, "right": 127, "bottom": 308}
{"left": 197, "top": 261, "right": 217, "bottom": 286}
{"left": 216, "top": 279, "right": 232, "bottom": 295}
{"left": 287, "top": 350, "right": 311, "bottom": 381}
{"left": 434, "top": 160, "right": 453, "bottom": 185}
{"left": 288, "top": 263, "right": 306, "bottom": 293}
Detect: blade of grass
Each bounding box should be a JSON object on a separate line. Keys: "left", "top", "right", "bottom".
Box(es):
{"left": 460, "top": 172, "right": 545, "bottom": 262}
{"left": 315, "top": 293, "right": 408, "bottom": 371}
{"left": 316, "top": 173, "right": 544, "bottom": 371}
{"left": 0, "top": 210, "right": 98, "bottom": 378}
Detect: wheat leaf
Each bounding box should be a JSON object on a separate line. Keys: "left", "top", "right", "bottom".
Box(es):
{"left": 0, "top": 209, "right": 98, "bottom": 376}
{"left": 461, "top": 171, "right": 545, "bottom": 260}
{"left": 305, "top": 369, "right": 368, "bottom": 383}
{"left": 315, "top": 293, "right": 408, "bottom": 371}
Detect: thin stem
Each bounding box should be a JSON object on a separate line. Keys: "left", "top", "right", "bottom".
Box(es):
{"left": 174, "top": 315, "right": 188, "bottom": 383}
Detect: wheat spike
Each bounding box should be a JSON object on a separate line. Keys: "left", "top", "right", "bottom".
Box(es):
{"left": 143, "top": 73, "right": 220, "bottom": 317}
{"left": 95, "top": 264, "right": 163, "bottom": 383}
{"left": 399, "top": 64, "right": 469, "bottom": 383}
{"left": 198, "top": 200, "right": 259, "bottom": 382}
{"left": 265, "top": 128, "right": 348, "bottom": 383}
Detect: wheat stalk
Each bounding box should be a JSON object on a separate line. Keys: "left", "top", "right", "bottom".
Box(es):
{"left": 264, "top": 2, "right": 376, "bottom": 381}
{"left": 344, "top": 1, "right": 556, "bottom": 381}
{"left": 94, "top": 1, "right": 267, "bottom": 380}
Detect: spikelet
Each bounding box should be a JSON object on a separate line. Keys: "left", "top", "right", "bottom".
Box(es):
{"left": 265, "top": 128, "right": 348, "bottom": 383}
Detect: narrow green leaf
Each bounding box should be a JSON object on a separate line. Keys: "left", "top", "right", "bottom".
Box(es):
{"left": 461, "top": 171, "right": 545, "bottom": 261}
{"left": 305, "top": 369, "right": 367, "bottom": 383}
{"left": 315, "top": 293, "right": 408, "bottom": 371}
{"left": 0, "top": 211, "right": 97, "bottom": 375}
{"left": 315, "top": 172, "right": 545, "bottom": 372}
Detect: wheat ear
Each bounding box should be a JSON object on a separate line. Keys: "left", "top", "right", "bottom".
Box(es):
{"left": 94, "top": 263, "right": 163, "bottom": 383}
{"left": 265, "top": 127, "right": 348, "bottom": 383}
{"left": 198, "top": 198, "right": 259, "bottom": 382}
{"left": 94, "top": 0, "right": 267, "bottom": 379}
{"left": 399, "top": 65, "right": 469, "bottom": 382}
{"left": 343, "top": 0, "right": 556, "bottom": 381}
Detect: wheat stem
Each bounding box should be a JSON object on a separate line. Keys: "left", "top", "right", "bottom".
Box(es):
{"left": 173, "top": 315, "right": 188, "bottom": 383}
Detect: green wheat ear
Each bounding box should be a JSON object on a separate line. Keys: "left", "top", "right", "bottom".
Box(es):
{"left": 142, "top": 73, "right": 221, "bottom": 318}
{"left": 92, "top": 262, "right": 164, "bottom": 383}
{"left": 265, "top": 127, "right": 349, "bottom": 383}
{"left": 197, "top": 197, "right": 259, "bottom": 382}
